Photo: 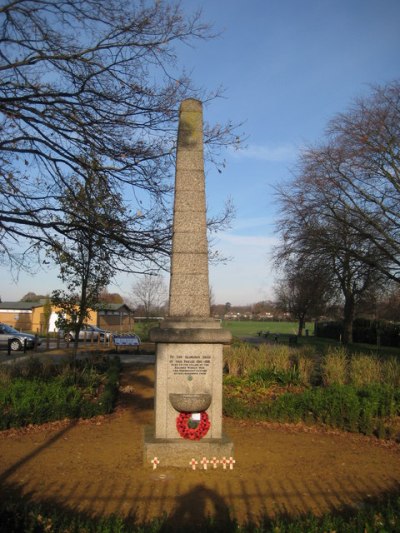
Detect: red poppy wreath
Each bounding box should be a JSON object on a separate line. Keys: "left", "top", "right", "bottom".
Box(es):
{"left": 176, "top": 411, "right": 210, "bottom": 440}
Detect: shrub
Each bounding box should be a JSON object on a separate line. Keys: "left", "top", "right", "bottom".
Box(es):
{"left": 294, "top": 353, "right": 316, "bottom": 386}
{"left": 349, "top": 354, "right": 381, "bottom": 387}
{"left": 382, "top": 357, "right": 400, "bottom": 387}
{"left": 259, "top": 344, "right": 292, "bottom": 373}
{"left": 0, "top": 356, "right": 121, "bottom": 429}
{"left": 224, "top": 342, "right": 309, "bottom": 387}
{"left": 321, "top": 347, "right": 348, "bottom": 386}
{"left": 248, "top": 366, "right": 300, "bottom": 387}
{"left": 224, "top": 343, "right": 266, "bottom": 376}
{"left": 315, "top": 320, "right": 342, "bottom": 340}
{"left": 0, "top": 379, "right": 83, "bottom": 429}
{"left": 224, "top": 381, "right": 400, "bottom": 438}
{"left": 317, "top": 318, "right": 400, "bottom": 347}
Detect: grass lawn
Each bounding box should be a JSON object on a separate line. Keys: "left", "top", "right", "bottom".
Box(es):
{"left": 222, "top": 320, "right": 314, "bottom": 338}
{"left": 222, "top": 320, "right": 400, "bottom": 357}
{"left": 133, "top": 319, "right": 400, "bottom": 357}
{"left": 133, "top": 320, "right": 313, "bottom": 340}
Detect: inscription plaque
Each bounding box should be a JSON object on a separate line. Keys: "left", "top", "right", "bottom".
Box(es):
{"left": 169, "top": 354, "right": 211, "bottom": 375}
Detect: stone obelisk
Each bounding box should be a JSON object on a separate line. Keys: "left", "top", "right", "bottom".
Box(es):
{"left": 144, "top": 99, "right": 233, "bottom": 467}
{"left": 169, "top": 98, "right": 210, "bottom": 318}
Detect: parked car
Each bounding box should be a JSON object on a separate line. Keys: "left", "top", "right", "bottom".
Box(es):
{"left": 62, "top": 325, "right": 112, "bottom": 343}
{"left": 0, "top": 322, "right": 41, "bottom": 352}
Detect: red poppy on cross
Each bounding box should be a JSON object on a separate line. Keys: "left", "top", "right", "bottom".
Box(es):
{"left": 220, "top": 456, "right": 228, "bottom": 470}
{"left": 189, "top": 458, "right": 198, "bottom": 470}
{"left": 228, "top": 457, "right": 236, "bottom": 470}
{"left": 151, "top": 457, "right": 160, "bottom": 470}
{"left": 200, "top": 457, "right": 209, "bottom": 470}
{"left": 210, "top": 457, "right": 219, "bottom": 469}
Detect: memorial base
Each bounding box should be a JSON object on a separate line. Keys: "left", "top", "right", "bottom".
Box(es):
{"left": 143, "top": 426, "right": 234, "bottom": 468}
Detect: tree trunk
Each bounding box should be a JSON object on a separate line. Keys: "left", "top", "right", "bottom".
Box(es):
{"left": 342, "top": 294, "right": 355, "bottom": 344}
{"left": 297, "top": 315, "right": 306, "bottom": 336}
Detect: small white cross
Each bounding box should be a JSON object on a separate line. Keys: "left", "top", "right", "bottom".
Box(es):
{"left": 220, "top": 456, "right": 228, "bottom": 470}
{"left": 189, "top": 458, "right": 198, "bottom": 470}
{"left": 151, "top": 457, "right": 160, "bottom": 470}
{"left": 200, "top": 457, "right": 209, "bottom": 470}
{"left": 210, "top": 457, "right": 219, "bottom": 469}
{"left": 228, "top": 457, "right": 236, "bottom": 470}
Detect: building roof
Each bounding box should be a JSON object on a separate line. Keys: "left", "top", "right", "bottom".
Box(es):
{"left": 0, "top": 301, "right": 132, "bottom": 312}
{"left": 97, "top": 303, "right": 132, "bottom": 312}
{"left": 0, "top": 301, "right": 44, "bottom": 310}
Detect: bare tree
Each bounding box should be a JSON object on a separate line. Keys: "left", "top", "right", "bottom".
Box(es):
{"left": 275, "top": 178, "right": 386, "bottom": 342}
{"left": 273, "top": 82, "right": 400, "bottom": 343}
{"left": 131, "top": 274, "right": 168, "bottom": 318}
{"left": 0, "top": 0, "right": 239, "bottom": 270}
{"left": 300, "top": 81, "right": 400, "bottom": 283}
{"left": 274, "top": 258, "right": 334, "bottom": 336}
{"left": 275, "top": 159, "right": 387, "bottom": 343}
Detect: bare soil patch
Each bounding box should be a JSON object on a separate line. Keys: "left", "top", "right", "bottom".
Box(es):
{"left": 1, "top": 363, "right": 399, "bottom": 527}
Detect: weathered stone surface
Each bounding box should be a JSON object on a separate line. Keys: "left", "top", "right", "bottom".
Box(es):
{"left": 153, "top": 342, "right": 224, "bottom": 439}
{"left": 171, "top": 215, "right": 205, "bottom": 234}
{"left": 174, "top": 189, "right": 206, "bottom": 210}
{"left": 169, "top": 393, "right": 212, "bottom": 412}
{"left": 169, "top": 99, "right": 209, "bottom": 318}
{"left": 170, "top": 272, "right": 210, "bottom": 296}
{"left": 169, "top": 253, "right": 208, "bottom": 274}
{"left": 173, "top": 170, "right": 205, "bottom": 190}
{"left": 172, "top": 232, "right": 208, "bottom": 254}
{"left": 175, "top": 151, "right": 204, "bottom": 171}
{"left": 150, "top": 327, "right": 231, "bottom": 344}
{"left": 169, "top": 294, "right": 209, "bottom": 317}
{"left": 159, "top": 318, "right": 223, "bottom": 330}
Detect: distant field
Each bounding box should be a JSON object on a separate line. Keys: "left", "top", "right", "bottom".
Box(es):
{"left": 132, "top": 320, "right": 313, "bottom": 340}
{"left": 132, "top": 319, "right": 400, "bottom": 355}
{"left": 221, "top": 321, "right": 314, "bottom": 338}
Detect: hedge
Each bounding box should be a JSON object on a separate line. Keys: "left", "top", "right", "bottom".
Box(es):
{"left": 0, "top": 357, "right": 121, "bottom": 429}
{"left": 224, "top": 383, "right": 400, "bottom": 437}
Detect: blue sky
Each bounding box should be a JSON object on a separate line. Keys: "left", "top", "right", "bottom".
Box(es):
{"left": 2, "top": 0, "right": 400, "bottom": 305}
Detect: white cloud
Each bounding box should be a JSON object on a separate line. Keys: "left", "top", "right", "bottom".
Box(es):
{"left": 230, "top": 216, "right": 274, "bottom": 231}
{"left": 220, "top": 234, "right": 278, "bottom": 247}
{"left": 230, "top": 143, "right": 299, "bottom": 162}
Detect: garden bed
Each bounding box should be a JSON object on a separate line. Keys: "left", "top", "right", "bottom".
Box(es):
{"left": 0, "top": 356, "right": 121, "bottom": 429}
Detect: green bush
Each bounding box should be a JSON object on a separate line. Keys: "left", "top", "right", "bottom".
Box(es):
{"left": 316, "top": 318, "right": 400, "bottom": 348}
{"left": 224, "top": 382, "right": 400, "bottom": 438}
{"left": 248, "top": 366, "right": 300, "bottom": 387}
{"left": 0, "top": 357, "right": 121, "bottom": 429}
{"left": 315, "top": 320, "right": 342, "bottom": 341}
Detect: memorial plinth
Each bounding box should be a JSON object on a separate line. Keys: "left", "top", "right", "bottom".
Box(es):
{"left": 143, "top": 99, "right": 233, "bottom": 467}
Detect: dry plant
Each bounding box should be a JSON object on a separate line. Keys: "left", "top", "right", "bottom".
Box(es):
{"left": 349, "top": 354, "right": 381, "bottom": 387}
{"left": 381, "top": 357, "right": 400, "bottom": 387}
{"left": 321, "top": 347, "right": 348, "bottom": 386}
{"left": 296, "top": 355, "right": 316, "bottom": 386}
{"left": 223, "top": 343, "right": 261, "bottom": 376}
{"left": 258, "top": 344, "right": 292, "bottom": 372}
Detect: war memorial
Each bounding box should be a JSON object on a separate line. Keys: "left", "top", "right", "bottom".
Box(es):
{"left": 144, "top": 99, "right": 233, "bottom": 467}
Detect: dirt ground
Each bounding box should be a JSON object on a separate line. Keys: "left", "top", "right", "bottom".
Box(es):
{"left": 1, "top": 363, "right": 400, "bottom": 528}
